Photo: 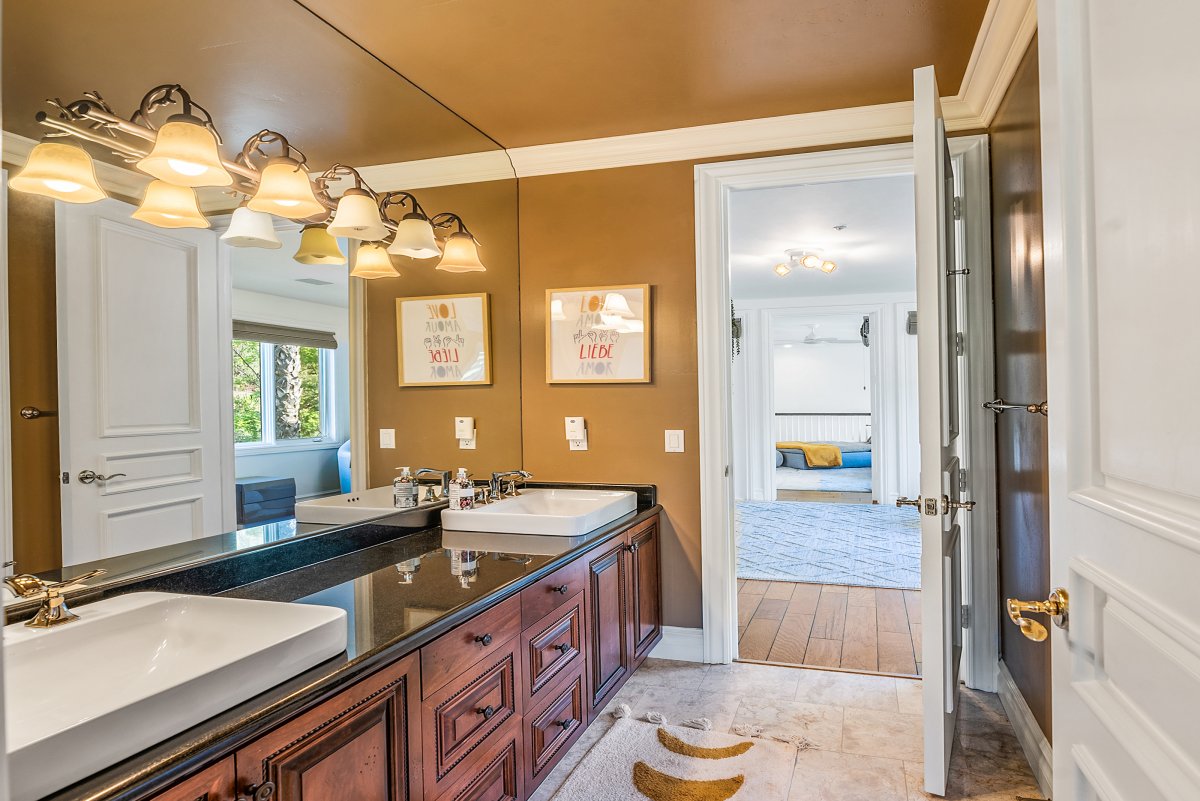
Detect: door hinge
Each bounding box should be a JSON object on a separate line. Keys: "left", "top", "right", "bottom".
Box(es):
{"left": 952, "top": 195, "right": 963, "bottom": 220}
{"left": 955, "top": 332, "right": 965, "bottom": 356}
{"left": 958, "top": 468, "right": 968, "bottom": 493}
{"left": 961, "top": 604, "right": 971, "bottom": 628}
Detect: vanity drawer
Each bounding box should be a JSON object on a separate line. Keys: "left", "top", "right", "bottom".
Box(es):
{"left": 522, "top": 558, "right": 587, "bottom": 627}
{"left": 433, "top": 724, "right": 522, "bottom": 801}
{"left": 422, "top": 644, "right": 520, "bottom": 793}
{"left": 522, "top": 595, "right": 585, "bottom": 705}
{"left": 525, "top": 671, "right": 586, "bottom": 789}
{"left": 423, "top": 593, "right": 521, "bottom": 698}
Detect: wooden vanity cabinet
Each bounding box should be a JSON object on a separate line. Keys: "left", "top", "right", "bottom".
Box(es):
{"left": 143, "top": 512, "right": 660, "bottom": 801}
{"left": 146, "top": 758, "right": 236, "bottom": 801}
{"left": 233, "top": 652, "right": 422, "bottom": 801}
{"left": 585, "top": 516, "right": 663, "bottom": 719}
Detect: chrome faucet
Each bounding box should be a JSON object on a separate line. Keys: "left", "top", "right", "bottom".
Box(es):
{"left": 414, "top": 468, "right": 451, "bottom": 502}
{"left": 489, "top": 470, "right": 533, "bottom": 501}
{"left": 4, "top": 569, "right": 107, "bottom": 628}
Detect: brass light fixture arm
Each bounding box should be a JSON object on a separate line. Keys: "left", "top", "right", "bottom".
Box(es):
{"left": 130, "top": 83, "right": 224, "bottom": 144}
{"left": 431, "top": 212, "right": 481, "bottom": 245}
{"left": 379, "top": 190, "right": 431, "bottom": 221}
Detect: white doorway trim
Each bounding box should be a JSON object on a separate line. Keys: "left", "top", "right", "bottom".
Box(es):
{"left": 695, "top": 137, "right": 998, "bottom": 690}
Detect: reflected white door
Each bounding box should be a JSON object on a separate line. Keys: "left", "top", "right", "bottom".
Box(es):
{"left": 912, "top": 64, "right": 968, "bottom": 796}
{"left": 1040, "top": 3, "right": 1200, "bottom": 799}
{"left": 57, "top": 199, "right": 230, "bottom": 564}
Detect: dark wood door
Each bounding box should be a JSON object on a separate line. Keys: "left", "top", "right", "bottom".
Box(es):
{"left": 235, "top": 653, "right": 421, "bottom": 801}
{"left": 626, "top": 520, "right": 663, "bottom": 667}
{"left": 585, "top": 535, "right": 630, "bottom": 718}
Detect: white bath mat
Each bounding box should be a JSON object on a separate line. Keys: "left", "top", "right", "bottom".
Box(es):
{"left": 548, "top": 717, "right": 795, "bottom": 800}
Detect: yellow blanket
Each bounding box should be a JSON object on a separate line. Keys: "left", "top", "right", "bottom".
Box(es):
{"left": 776, "top": 441, "right": 843, "bottom": 468}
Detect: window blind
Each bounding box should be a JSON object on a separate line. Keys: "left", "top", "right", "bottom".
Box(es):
{"left": 232, "top": 320, "right": 338, "bottom": 350}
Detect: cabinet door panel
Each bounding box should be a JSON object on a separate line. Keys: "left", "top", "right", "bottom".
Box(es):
{"left": 235, "top": 654, "right": 420, "bottom": 801}
{"left": 586, "top": 536, "right": 630, "bottom": 717}
{"left": 627, "top": 520, "right": 663, "bottom": 666}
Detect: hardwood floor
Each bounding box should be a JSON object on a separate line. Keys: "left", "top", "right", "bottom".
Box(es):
{"left": 737, "top": 580, "right": 923, "bottom": 676}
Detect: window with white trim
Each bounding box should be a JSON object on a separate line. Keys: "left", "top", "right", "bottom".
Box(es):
{"left": 232, "top": 324, "right": 338, "bottom": 448}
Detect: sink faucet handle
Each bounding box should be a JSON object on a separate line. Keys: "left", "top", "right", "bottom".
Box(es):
{"left": 45, "top": 568, "right": 107, "bottom": 593}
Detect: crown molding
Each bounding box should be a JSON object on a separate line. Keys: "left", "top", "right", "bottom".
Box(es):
{"left": 950, "top": 0, "right": 1038, "bottom": 127}
{"left": 355, "top": 149, "right": 515, "bottom": 190}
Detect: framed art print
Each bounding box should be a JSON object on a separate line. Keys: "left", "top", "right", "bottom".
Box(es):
{"left": 546, "top": 284, "right": 651, "bottom": 383}
{"left": 396, "top": 293, "right": 491, "bottom": 387}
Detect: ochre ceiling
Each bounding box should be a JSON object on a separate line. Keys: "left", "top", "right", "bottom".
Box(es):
{"left": 2, "top": 0, "right": 501, "bottom": 169}
{"left": 299, "top": 0, "right": 991, "bottom": 148}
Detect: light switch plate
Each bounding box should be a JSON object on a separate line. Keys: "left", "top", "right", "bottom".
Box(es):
{"left": 665, "top": 429, "right": 685, "bottom": 452}
{"left": 379, "top": 428, "right": 396, "bottom": 449}
{"left": 569, "top": 430, "right": 589, "bottom": 451}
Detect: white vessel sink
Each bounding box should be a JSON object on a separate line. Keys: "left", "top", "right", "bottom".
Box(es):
{"left": 294, "top": 485, "right": 406, "bottom": 524}
{"left": 441, "top": 488, "right": 637, "bottom": 536}
{"left": 5, "top": 592, "right": 347, "bottom": 800}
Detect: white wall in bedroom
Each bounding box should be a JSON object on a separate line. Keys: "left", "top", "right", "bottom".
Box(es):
{"left": 773, "top": 343, "right": 870, "bottom": 413}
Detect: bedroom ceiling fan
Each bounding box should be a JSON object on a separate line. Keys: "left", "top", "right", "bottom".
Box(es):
{"left": 797, "top": 323, "right": 861, "bottom": 345}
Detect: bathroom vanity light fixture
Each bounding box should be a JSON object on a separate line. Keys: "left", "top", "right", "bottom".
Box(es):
{"left": 381, "top": 191, "right": 441, "bottom": 259}
{"left": 294, "top": 225, "right": 346, "bottom": 265}
{"left": 8, "top": 84, "right": 481, "bottom": 277}
{"left": 431, "top": 214, "right": 486, "bottom": 273}
{"left": 349, "top": 242, "right": 400, "bottom": 279}
{"left": 9, "top": 140, "right": 108, "bottom": 203}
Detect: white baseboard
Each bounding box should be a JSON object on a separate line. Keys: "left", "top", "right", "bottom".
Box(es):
{"left": 649, "top": 626, "right": 706, "bottom": 662}
{"left": 996, "top": 660, "right": 1053, "bottom": 798}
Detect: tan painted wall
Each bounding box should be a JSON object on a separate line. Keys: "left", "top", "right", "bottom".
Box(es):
{"left": 365, "top": 178, "right": 523, "bottom": 486}
{"left": 988, "top": 38, "right": 1052, "bottom": 741}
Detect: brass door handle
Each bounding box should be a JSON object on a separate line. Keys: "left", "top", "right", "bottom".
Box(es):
{"left": 78, "top": 470, "right": 127, "bottom": 485}
{"left": 1006, "top": 589, "right": 1069, "bottom": 642}
{"left": 19, "top": 406, "right": 56, "bottom": 420}
{"left": 943, "top": 496, "right": 976, "bottom": 512}
{"left": 983, "top": 398, "right": 1048, "bottom": 416}
{"left": 896, "top": 497, "right": 921, "bottom": 509}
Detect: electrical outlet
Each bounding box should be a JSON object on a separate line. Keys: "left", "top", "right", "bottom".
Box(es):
{"left": 665, "top": 429, "right": 685, "bottom": 452}
{"left": 569, "top": 430, "right": 589, "bottom": 451}
{"left": 459, "top": 434, "right": 477, "bottom": 450}
{"left": 379, "top": 428, "right": 396, "bottom": 449}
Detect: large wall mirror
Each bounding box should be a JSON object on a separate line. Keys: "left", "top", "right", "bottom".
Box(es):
{"left": 2, "top": 0, "right": 520, "bottom": 584}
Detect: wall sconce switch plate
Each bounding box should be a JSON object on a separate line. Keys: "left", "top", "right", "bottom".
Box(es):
{"left": 380, "top": 429, "right": 396, "bottom": 449}
{"left": 665, "top": 430, "right": 685, "bottom": 452}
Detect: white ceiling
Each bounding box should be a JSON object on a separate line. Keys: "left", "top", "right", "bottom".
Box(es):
{"left": 229, "top": 228, "right": 349, "bottom": 308}
{"left": 729, "top": 174, "right": 916, "bottom": 300}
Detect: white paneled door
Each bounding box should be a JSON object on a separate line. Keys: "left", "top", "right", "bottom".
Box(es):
{"left": 58, "top": 200, "right": 231, "bottom": 564}
{"left": 912, "top": 65, "right": 969, "bottom": 796}
{"left": 1040, "top": 2, "right": 1200, "bottom": 800}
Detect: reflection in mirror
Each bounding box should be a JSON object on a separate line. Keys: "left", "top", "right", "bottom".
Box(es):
{"left": 2, "top": 0, "right": 519, "bottom": 588}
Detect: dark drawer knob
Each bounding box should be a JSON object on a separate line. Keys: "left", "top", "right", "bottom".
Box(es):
{"left": 237, "top": 782, "right": 276, "bottom": 801}
{"left": 478, "top": 705, "right": 496, "bottom": 719}
{"left": 552, "top": 584, "right": 570, "bottom": 594}
{"left": 626, "top": 542, "right": 640, "bottom": 553}
{"left": 554, "top": 642, "right": 571, "bottom": 653}
{"left": 474, "top": 633, "right": 493, "bottom": 646}
{"left": 556, "top": 718, "right": 575, "bottom": 730}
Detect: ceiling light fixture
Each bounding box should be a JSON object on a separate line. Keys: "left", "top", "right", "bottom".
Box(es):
{"left": 782, "top": 247, "right": 837, "bottom": 276}
{"left": 293, "top": 224, "right": 346, "bottom": 266}
{"left": 9, "top": 85, "right": 481, "bottom": 279}
{"left": 774, "top": 262, "right": 792, "bottom": 277}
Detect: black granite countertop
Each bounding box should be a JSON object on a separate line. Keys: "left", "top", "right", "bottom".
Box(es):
{"left": 42, "top": 488, "right": 659, "bottom": 801}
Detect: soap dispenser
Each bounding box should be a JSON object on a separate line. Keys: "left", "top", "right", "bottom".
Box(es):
{"left": 393, "top": 466, "right": 418, "bottom": 509}
{"left": 448, "top": 467, "right": 475, "bottom": 511}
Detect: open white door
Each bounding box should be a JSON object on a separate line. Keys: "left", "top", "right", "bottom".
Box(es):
{"left": 1039, "top": 3, "right": 1200, "bottom": 799}
{"left": 58, "top": 199, "right": 231, "bottom": 565}
{"left": 909, "top": 64, "right": 970, "bottom": 796}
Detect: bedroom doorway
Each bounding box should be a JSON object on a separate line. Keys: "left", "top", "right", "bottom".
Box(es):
{"left": 728, "top": 173, "right": 924, "bottom": 675}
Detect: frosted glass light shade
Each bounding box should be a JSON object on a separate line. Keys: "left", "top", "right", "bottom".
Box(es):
{"left": 819, "top": 260, "right": 838, "bottom": 274}
{"left": 435, "top": 233, "right": 485, "bottom": 273}
{"left": 326, "top": 188, "right": 387, "bottom": 240}
{"left": 387, "top": 214, "right": 441, "bottom": 259}
{"left": 293, "top": 225, "right": 345, "bottom": 265}
{"left": 248, "top": 157, "right": 327, "bottom": 219}
{"left": 136, "top": 116, "right": 233, "bottom": 188}
{"left": 600, "top": 292, "right": 633, "bottom": 318}
{"left": 773, "top": 263, "right": 792, "bottom": 277}
{"left": 9, "top": 142, "right": 107, "bottom": 203}
{"left": 350, "top": 242, "right": 399, "bottom": 279}
{"left": 221, "top": 206, "right": 282, "bottom": 249}
{"left": 801, "top": 253, "right": 822, "bottom": 269}
{"left": 131, "top": 180, "right": 210, "bottom": 229}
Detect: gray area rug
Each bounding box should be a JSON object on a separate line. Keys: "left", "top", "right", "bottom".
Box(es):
{"left": 736, "top": 501, "right": 920, "bottom": 589}
{"left": 775, "top": 466, "right": 872, "bottom": 493}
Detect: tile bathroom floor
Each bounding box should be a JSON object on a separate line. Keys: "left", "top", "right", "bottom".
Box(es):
{"left": 531, "top": 659, "right": 1045, "bottom": 801}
